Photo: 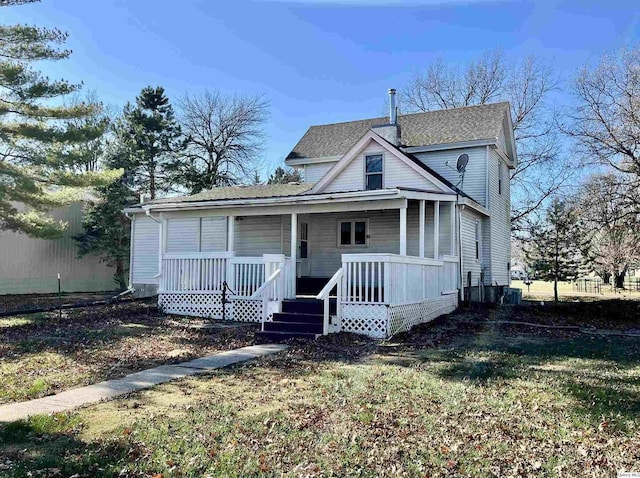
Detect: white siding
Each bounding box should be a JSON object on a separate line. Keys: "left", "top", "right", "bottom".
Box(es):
{"left": 235, "top": 215, "right": 284, "bottom": 256}
{"left": 132, "top": 214, "right": 160, "bottom": 285}
{"left": 438, "top": 202, "right": 453, "bottom": 256}
{"left": 460, "top": 208, "right": 485, "bottom": 287}
{"left": 305, "top": 202, "right": 441, "bottom": 277}
{"left": 324, "top": 141, "right": 442, "bottom": 193}
{"left": 488, "top": 147, "right": 511, "bottom": 285}
{"left": 413, "top": 147, "right": 487, "bottom": 206}
{"left": 0, "top": 202, "right": 116, "bottom": 294}
{"left": 200, "top": 216, "right": 227, "bottom": 252}
{"left": 304, "top": 162, "right": 336, "bottom": 183}
{"left": 166, "top": 217, "right": 199, "bottom": 253}
{"left": 497, "top": 124, "right": 507, "bottom": 155}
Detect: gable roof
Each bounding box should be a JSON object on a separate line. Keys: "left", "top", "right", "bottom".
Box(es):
{"left": 286, "top": 102, "right": 510, "bottom": 161}
{"left": 311, "top": 129, "right": 454, "bottom": 195}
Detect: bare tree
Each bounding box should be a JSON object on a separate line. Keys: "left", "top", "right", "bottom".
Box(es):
{"left": 169, "top": 90, "right": 270, "bottom": 194}
{"left": 402, "top": 50, "right": 567, "bottom": 231}
{"left": 563, "top": 47, "right": 640, "bottom": 181}
{"left": 577, "top": 173, "right": 640, "bottom": 288}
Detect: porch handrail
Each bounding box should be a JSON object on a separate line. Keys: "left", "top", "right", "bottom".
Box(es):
{"left": 316, "top": 267, "right": 343, "bottom": 335}
{"left": 250, "top": 267, "right": 282, "bottom": 299}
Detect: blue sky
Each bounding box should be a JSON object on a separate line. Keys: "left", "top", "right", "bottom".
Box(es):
{"left": 5, "top": 0, "right": 639, "bottom": 174}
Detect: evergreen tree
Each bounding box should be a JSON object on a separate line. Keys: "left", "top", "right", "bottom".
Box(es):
{"left": 0, "top": 0, "right": 118, "bottom": 238}
{"left": 525, "top": 199, "right": 586, "bottom": 303}
{"left": 267, "top": 167, "right": 302, "bottom": 185}
{"left": 121, "top": 86, "right": 184, "bottom": 199}
{"left": 73, "top": 136, "right": 136, "bottom": 290}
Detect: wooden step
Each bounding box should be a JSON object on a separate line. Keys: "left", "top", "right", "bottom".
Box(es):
{"left": 255, "top": 330, "right": 318, "bottom": 342}
{"left": 263, "top": 320, "right": 323, "bottom": 334}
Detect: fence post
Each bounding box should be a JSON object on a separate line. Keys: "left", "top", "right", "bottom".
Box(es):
{"left": 57, "top": 273, "right": 62, "bottom": 319}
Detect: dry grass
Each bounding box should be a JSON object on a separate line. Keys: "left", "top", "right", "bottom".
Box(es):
{"left": 1, "top": 302, "right": 639, "bottom": 477}
{"left": 0, "top": 302, "right": 257, "bottom": 404}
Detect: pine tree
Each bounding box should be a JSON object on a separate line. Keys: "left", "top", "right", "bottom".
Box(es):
{"left": 73, "top": 137, "right": 135, "bottom": 290}
{"left": 526, "top": 199, "right": 586, "bottom": 303}
{"left": 267, "top": 167, "right": 302, "bottom": 185}
{"left": 120, "top": 86, "right": 184, "bottom": 199}
{"left": 0, "top": 0, "right": 118, "bottom": 238}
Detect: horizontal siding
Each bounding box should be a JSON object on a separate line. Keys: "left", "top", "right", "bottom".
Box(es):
{"left": 304, "top": 162, "right": 336, "bottom": 183}
{"left": 324, "top": 140, "right": 441, "bottom": 193}
{"left": 460, "top": 208, "right": 483, "bottom": 286}
{"left": 132, "top": 214, "right": 159, "bottom": 285}
{"left": 413, "top": 147, "right": 487, "bottom": 206}
{"left": 166, "top": 217, "right": 199, "bottom": 253}
{"left": 488, "top": 147, "right": 511, "bottom": 285}
{"left": 306, "top": 202, "right": 443, "bottom": 277}
{"left": 439, "top": 202, "right": 454, "bottom": 257}
{"left": 0, "top": 202, "right": 116, "bottom": 293}
{"left": 201, "top": 216, "right": 227, "bottom": 252}
{"left": 235, "top": 215, "right": 284, "bottom": 256}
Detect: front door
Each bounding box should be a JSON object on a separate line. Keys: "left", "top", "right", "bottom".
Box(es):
{"left": 298, "top": 221, "right": 310, "bottom": 277}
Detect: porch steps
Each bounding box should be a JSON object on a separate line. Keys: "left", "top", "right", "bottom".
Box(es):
{"left": 255, "top": 298, "right": 334, "bottom": 342}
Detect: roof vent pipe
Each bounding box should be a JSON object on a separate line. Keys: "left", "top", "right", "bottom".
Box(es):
{"left": 388, "top": 88, "right": 397, "bottom": 124}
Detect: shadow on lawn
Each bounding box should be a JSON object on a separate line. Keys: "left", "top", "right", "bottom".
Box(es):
{"left": 0, "top": 414, "right": 130, "bottom": 478}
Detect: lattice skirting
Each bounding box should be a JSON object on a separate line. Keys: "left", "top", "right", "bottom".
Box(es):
{"left": 340, "top": 303, "right": 388, "bottom": 339}
{"left": 340, "top": 294, "right": 458, "bottom": 339}
{"left": 388, "top": 294, "right": 458, "bottom": 337}
{"left": 158, "top": 292, "right": 262, "bottom": 322}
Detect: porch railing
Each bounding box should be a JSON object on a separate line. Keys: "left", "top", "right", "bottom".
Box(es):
{"left": 159, "top": 252, "right": 234, "bottom": 292}
{"left": 316, "top": 267, "right": 343, "bottom": 335}
{"left": 341, "top": 253, "right": 459, "bottom": 305}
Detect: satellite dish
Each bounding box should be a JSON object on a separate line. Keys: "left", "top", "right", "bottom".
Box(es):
{"left": 456, "top": 154, "right": 469, "bottom": 173}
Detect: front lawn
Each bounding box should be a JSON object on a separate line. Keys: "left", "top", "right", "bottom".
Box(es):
{"left": 0, "top": 302, "right": 256, "bottom": 404}
{"left": 1, "top": 302, "right": 638, "bottom": 477}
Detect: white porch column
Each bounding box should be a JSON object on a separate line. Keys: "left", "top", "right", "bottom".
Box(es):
{"left": 433, "top": 201, "right": 440, "bottom": 259}
{"left": 227, "top": 216, "right": 235, "bottom": 252}
{"left": 290, "top": 213, "right": 297, "bottom": 296}
{"left": 399, "top": 206, "right": 407, "bottom": 256}
{"left": 419, "top": 200, "right": 425, "bottom": 258}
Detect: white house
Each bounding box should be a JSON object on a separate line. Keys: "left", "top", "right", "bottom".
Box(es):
{"left": 125, "top": 90, "right": 516, "bottom": 340}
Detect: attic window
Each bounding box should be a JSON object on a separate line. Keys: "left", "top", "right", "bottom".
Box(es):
{"left": 365, "top": 154, "right": 383, "bottom": 190}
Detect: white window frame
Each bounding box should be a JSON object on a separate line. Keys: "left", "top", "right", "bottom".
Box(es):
{"left": 475, "top": 220, "right": 481, "bottom": 262}
{"left": 498, "top": 161, "right": 503, "bottom": 195}
{"left": 337, "top": 219, "right": 369, "bottom": 248}
{"left": 364, "top": 154, "right": 384, "bottom": 191}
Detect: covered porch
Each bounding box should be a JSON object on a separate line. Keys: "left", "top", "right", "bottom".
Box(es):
{"left": 150, "top": 188, "right": 461, "bottom": 339}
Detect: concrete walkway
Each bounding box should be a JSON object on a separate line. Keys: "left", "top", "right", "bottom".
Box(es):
{"left": 0, "top": 344, "right": 288, "bottom": 423}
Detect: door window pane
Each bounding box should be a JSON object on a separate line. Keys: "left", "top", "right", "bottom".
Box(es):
{"left": 300, "top": 241, "right": 308, "bottom": 259}
{"left": 340, "top": 221, "right": 351, "bottom": 245}
{"left": 354, "top": 221, "right": 366, "bottom": 245}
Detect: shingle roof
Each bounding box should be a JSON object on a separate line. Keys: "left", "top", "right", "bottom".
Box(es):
{"left": 143, "top": 183, "right": 315, "bottom": 205}
{"left": 286, "top": 102, "right": 509, "bottom": 160}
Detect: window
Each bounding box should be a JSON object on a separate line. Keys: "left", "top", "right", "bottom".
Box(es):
{"left": 475, "top": 221, "right": 481, "bottom": 261}
{"left": 365, "top": 154, "right": 383, "bottom": 190}
{"left": 338, "top": 219, "right": 368, "bottom": 247}
{"left": 300, "top": 222, "right": 308, "bottom": 259}
{"left": 498, "top": 161, "right": 503, "bottom": 195}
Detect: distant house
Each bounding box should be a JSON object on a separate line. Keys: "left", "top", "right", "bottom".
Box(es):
{"left": 0, "top": 202, "right": 116, "bottom": 295}
{"left": 125, "top": 90, "right": 516, "bottom": 339}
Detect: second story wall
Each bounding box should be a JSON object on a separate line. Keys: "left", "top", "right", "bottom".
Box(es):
{"left": 303, "top": 162, "right": 335, "bottom": 183}
{"left": 322, "top": 140, "right": 443, "bottom": 193}
{"left": 412, "top": 146, "right": 487, "bottom": 206}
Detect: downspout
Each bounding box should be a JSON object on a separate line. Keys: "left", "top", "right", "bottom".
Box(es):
{"left": 124, "top": 212, "right": 135, "bottom": 292}
{"left": 144, "top": 209, "right": 164, "bottom": 283}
